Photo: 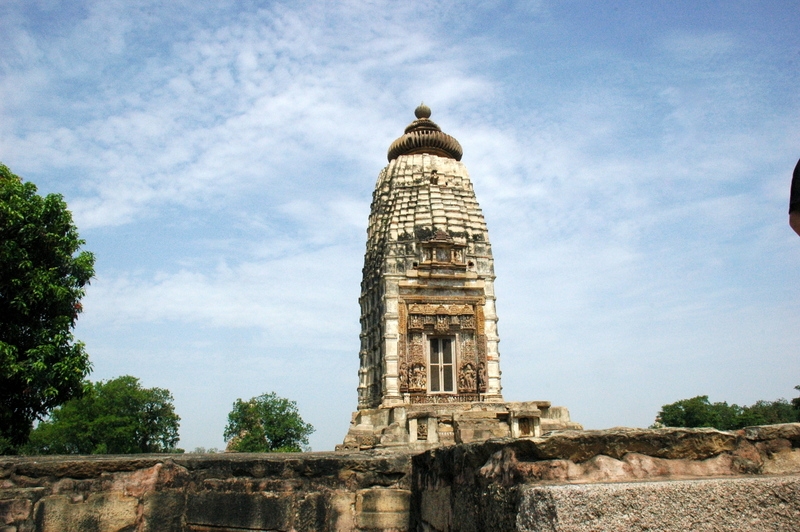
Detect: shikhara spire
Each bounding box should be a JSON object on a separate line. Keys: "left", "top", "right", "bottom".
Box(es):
{"left": 340, "top": 106, "right": 579, "bottom": 451}
{"left": 359, "top": 105, "right": 502, "bottom": 410}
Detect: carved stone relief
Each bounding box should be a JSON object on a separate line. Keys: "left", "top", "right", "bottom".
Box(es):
{"left": 408, "top": 363, "right": 427, "bottom": 391}
{"left": 458, "top": 362, "right": 477, "bottom": 392}
{"left": 460, "top": 337, "right": 476, "bottom": 361}
{"left": 397, "top": 299, "right": 489, "bottom": 399}
{"left": 409, "top": 338, "right": 424, "bottom": 364}
{"left": 408, "top": 303, "right": 474, "bottom": 316}
{"left": 410, "top": 394, "right": 479, "bottom": 404}
{"left": 477, "top": 361, "right": 487, "bottom": 393}
{"left": 477, "top": 334, "right": 487, "bottom": 360}
{"left": 417, "top": 420, "right": 428, "bottom": 440}
{"left": 398, "top": 363, "right": 409, "bottom": 392}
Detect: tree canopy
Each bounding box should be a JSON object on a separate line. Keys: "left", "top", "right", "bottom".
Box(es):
{"left": 654, "top": 388, "right": 800, "bottom": 430}
{"left": 224, "top": 392, "right": 314, "bottom": 452}
{"left": 24, "top": 375, "right": 181, "bottom": 454}
{"left": 0, "top": 163, "right": 95, "bottom": 453}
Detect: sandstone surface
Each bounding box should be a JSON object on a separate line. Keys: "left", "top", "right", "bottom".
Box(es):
{"left": 411, "top": 423, "right": 800, "bottom": 531}
{"left": 2, "top": 424, "right": 799, "bottom": 531}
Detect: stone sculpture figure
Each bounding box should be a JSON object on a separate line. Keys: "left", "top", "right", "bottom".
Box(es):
{"left": 459, "top": 363, "right": 477, "bottom": 392}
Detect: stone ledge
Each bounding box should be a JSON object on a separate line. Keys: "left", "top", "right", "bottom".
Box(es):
{"left": 2, "top": 424, "right": 799, "bottom": 531}
{"left": 517, "top": 475, "right": 800, "bottom": 532}
{"left": 411, "top": 423, "right": 800, "bottom": 532}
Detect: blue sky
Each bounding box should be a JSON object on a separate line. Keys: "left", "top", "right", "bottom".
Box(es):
{"left": 2, "top": 0, "right": 799, "bottom": 452}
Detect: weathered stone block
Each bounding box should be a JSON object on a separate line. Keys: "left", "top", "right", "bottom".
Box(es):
{"left": 762, "top": 448, "right": 800, "bottom": 475}
{"left": 141, "top": 490, "right": 185, "bottom": 532}
{"left": 355, "top": 488, "right": 410, "bottom": 530}
{"left": 329, "top": 490, "right": 356, "bottom": 532}
{"left": 1, "top": 498, "right": 31, "bottom": 525}
{"left": 419, "top": 486, "right": 451, "bottom": 532}
{"left": 517, "top": 475, "right": 800, "bottom": 532}
{"left": 33, "top": 493, "right": 138, "bottom": 532}
{"left": 186, "top": 491, "right": 292, "bottom": 530}
{"left": 295, "top": 492, "right": 328, "bottom": 532}
{"left": 531, "top": 427, "right": 740, "bottom": 462}
{"left": 744, "top": 422, "right": 800, "bottom": 440}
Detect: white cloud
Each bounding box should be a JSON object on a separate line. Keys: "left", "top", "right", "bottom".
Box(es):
{"left": 3, "top": 0, "right": 800, "bottom": 451}
{"left": 3, "top": 1, "right": 496, "bottom": 228}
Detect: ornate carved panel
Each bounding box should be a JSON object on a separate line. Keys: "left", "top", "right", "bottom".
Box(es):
{"left": 408, "top": 363, "right": 427, "bottom": 392}
{"left": 405, "top": 302, "right": 478, "bottom": 335}
{"left": 398, "top": 302, "right": 407, "bottom": 335}
{"left": 408, "top": 303, "right": 474, "bottom": 316}
{"left": 458, "top": 362, "right": 477, "bottom": 393}
{"left": 410, "top": 394, "right": 480, "bottom": 404}
{"left": 409, "top": 334, "right": 424, "bottom": 364}
{"left": 460, "top": 337, "right": 476, "bottom": 362}
{"left": 397, "top": 297, "right": 490, "bottom": 401}
{"left": 417, "top": 420, "right": 428, "bottom": 440}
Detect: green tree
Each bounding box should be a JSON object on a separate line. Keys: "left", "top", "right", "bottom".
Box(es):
{"left": 738, "top": 399, "right": 798, "bottom": 426}
{"left": 224, "top": 392, "right": 314, "bottom": 452}
{"left": 655, "top": 389, "right": 799, "bottom": 430}
{"left": 0, "top": 163, "right": 94, "bottom": 453}
{"left": 24, "top": 375, "right": 181, "bottom": 454}
{"left": 655, "top": 395, "right": 741, "bottom": 430}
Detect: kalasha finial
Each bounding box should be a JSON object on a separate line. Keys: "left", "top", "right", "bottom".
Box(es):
{"left": 387, "top": 102, "right": 462, "bottom": 161}
{"left": 415, "top": 102, "right": 432, "bottom": 119}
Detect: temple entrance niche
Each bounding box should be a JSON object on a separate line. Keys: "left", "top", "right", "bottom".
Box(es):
{"left": 399, "top": 301, "right": 487, "bottom": 404}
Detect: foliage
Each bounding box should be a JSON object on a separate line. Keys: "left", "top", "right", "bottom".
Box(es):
{"left": 0, "top": 163, "right": 95, "bottom": 452}
{"left": 224, "top": 392, "right": 314, "bottom": 452}
{"left": 191, "top": 447, "right": 220, "bottom": 454}
{"left": 655, "top": 389, "right": 800, "bottom": 430}
{"left": 23, "top": 375, "right": 181, "bottom": 454}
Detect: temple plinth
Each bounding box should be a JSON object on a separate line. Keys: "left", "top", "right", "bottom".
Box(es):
{"left": 339, "top": 105, "right": 580, "bottom": 450}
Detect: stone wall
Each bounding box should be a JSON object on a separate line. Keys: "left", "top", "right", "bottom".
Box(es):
{"left": 0, "top": 451, "right": 412, "bottom": 532}
{"left": 411, "top": 423, "right": 800, "bottom": 531}
{"left": 2, "top": 424, "right": 800, "bottom": 531}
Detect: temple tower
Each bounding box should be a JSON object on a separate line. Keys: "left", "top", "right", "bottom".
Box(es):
{"left": 340, "top": 105, "right": 580, "bottom": 450}
{"left": 358, "top": 104, "right": 502, "bottom": 409}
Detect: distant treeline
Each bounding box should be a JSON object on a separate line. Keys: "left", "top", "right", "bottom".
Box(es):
{"left": 654, "top": 386, "right": 800, "bottom": 430}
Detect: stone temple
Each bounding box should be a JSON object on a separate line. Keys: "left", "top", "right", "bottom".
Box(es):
{"left": 340, "top": 105, "right": 580, "bottom": 451}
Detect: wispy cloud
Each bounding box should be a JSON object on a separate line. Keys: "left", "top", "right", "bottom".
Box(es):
{"left": 2, "top": 0, "right": 799, "bottom": 450}
{"left": 3, "top": 1, "right": 495, "bottom": 229}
